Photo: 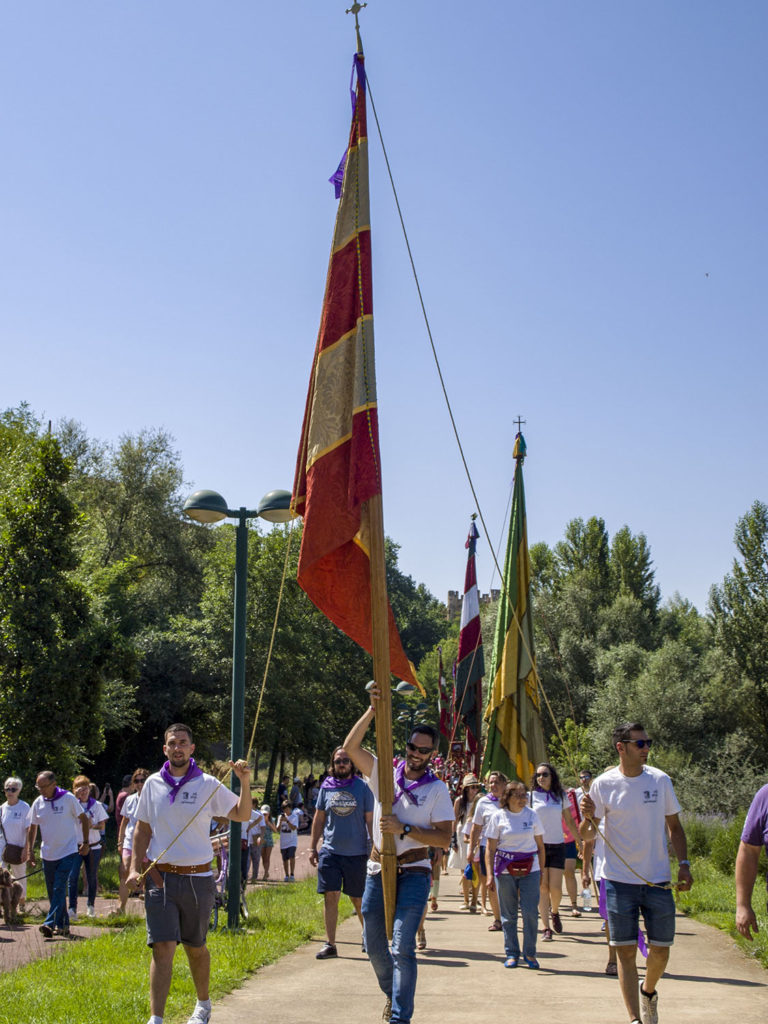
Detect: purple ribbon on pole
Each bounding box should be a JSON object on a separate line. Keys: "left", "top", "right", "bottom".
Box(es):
{"left": 328, "top": 53, "right": 367, "bottom": 199}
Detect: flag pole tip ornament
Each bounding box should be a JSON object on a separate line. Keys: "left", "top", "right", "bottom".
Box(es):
{"left": 513, "top": 432, "right": 526, "bottom": 463}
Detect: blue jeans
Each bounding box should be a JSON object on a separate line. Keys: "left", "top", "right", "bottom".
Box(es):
{"left": 68, "top": 847, "right": 103, "bottom": 910}
{"left": 362, "top": 870, "right": 430, "bottom": 1024}
{"left": 496, "top": 870, "right": 541, "bottom": 958}
{"left": 44, "top": 853, "right": 81, "bottom": 930}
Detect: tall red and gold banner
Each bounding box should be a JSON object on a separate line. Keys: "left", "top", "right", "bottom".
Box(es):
{"left": 291, "top": 53, "right": 418, "bottom": 687}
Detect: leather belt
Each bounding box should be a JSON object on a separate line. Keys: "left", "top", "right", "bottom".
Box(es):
{"left": 370, "top": 846, "right": 430, "bottom": 865}
{"left": 155, "top": 862, "right": 212, "bottom": 875}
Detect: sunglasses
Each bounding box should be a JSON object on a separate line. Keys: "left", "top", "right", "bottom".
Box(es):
{"left": 535, "top": 772, "right": 550, "bottom": 778}
{"left": 333, "top": 758, "right": 351, "bottom": 765}
{"left": 406, "top": 742, "right": 433, "bottom": 755}
{"left": 624, "top": 739, "right": 653, "bottom": 749}
{"left": 4, "top": 787, "right": 18, "bottom": 793}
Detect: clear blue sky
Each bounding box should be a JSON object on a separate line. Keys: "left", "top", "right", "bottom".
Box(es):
{"left": 2, "top": 2, "right": 765, "bottom": 613}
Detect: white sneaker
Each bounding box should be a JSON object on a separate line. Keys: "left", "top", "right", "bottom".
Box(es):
{"left": 185, "top": 1004, "right": 211, "bottom": 1024}
{"left": 86, "top": 906, "right": 96, "bottom": 918}
{"left": 69, "top": 910, "right": 78, "bottom": 921}
{"left": 639, "top": 987, "right": 658, "bottom": 1024}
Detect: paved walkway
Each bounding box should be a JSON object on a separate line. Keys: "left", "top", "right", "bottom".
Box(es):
{"left": 211, "top": 880, "right": 767, "bottom": 1024}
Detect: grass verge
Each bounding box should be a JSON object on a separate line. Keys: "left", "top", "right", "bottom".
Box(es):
{"left": 0, "top": 878, "right": 347, "bottom": 1024}
{"left": 676, "top": 857, "right": 768, "bottom": 970}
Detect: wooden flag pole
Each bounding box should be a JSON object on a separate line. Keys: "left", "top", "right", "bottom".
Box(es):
{"left": 364, "top": 493, "right": 397, "bottom": 940}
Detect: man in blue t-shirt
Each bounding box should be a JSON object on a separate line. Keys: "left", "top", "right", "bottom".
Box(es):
{"left": 309, "top": 745, "right": 373, "bottom": 960}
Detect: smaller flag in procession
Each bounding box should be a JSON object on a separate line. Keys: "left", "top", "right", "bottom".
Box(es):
{"left": 482, "top": 432, "right": 547, "bottom": 783}
{"left": 455, "top": 518, "right": 485, "bottom": 766}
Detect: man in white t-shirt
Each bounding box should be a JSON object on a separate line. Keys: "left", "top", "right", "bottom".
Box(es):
{"left": 25, "top": 771, "right": 90, "bottom": 938}
{"left": 580, "top": 723, "right": 693, "bottom": 1024}
{"left": 127, "top": 723, "right": 253, "bottom": 1024}
{"left": 344, "top": 692, "right": 453, "bottom": 1024}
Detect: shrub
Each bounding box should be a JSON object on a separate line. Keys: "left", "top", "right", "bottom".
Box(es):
{"left": 709, "top": 810, "right": 748, "bottom": 875}
{"left": 681, "top": 814, "right": 723, "bottom": 859}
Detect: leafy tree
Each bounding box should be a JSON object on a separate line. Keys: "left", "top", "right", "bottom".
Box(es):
{"left": 0, "top": 419, "right": 108, "bottom": 783}
{"left": 710, "top": 500, "right": 768, "bottom": 746}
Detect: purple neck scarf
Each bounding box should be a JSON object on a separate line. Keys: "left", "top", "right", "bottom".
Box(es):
{"left": 534, "top": 786, "right": 559, "bottom": 803}
{"left": 486, "top": 794, "right": 499, "bottom": 803}
{"left": 44, "top": 786, "right": 67, "bottom": 805}
{"left": 84, "top": 796, "right": 97, "bottom": 812}
{"left": 160, "top": 758, "right": 203, "bottom": 803}
{"left": 393, "top": 761, "right": 437, "bottom": 807}
{"left": 321, "top": 775, "right": 356, "bottom": 790}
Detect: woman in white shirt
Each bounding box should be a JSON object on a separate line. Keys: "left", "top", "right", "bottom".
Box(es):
{"left": 0, "top": 776, "right": 30, "bottom": 909}
{"left": 530, "top": 762, "right": 581, "bottom": 942}
{"left": 486, "top": 781, "right": 545, "bottom": 968}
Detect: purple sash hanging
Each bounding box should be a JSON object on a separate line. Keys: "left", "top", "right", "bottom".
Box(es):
{"left": 393, "top": 762, "right": 437, "bottom": 808}
{"left": 160, "top": 758, "right": 204, "bottom": 803}
{"left": 44, "top": 787, "right": 68, "bottom": 805}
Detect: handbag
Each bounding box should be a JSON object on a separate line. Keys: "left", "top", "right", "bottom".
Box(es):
{"left": 2, "top": 843, "right": 23, "bottom": 865}
{"left": 0, "top": 819, "right": 23, "bottom": 865}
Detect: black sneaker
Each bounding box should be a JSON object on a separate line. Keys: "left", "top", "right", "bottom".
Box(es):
{"left": 551, "top": 911, "right": 563, "bottom": 933}
{"left": 316, "top": 942, "right": 338, "bottom": 959}
{"left": 39, "top": 924, "right": 53, "bottom": 938}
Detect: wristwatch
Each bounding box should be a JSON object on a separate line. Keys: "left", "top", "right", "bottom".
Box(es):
{"left": 400, "top": 824, "right": 412, "bottom": 840}
{"left": 679, "top": 859, "right": 690, "bottom": 867}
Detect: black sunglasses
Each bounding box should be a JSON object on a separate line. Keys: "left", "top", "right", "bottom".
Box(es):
{"left": 406, "top": 742, "right": 433, "bottom": 755}
{"left": 624, "top": 739, "right": 653, "bottom": 749}
{"left": 333, "top": 758, "right": 351, "bottom": 765}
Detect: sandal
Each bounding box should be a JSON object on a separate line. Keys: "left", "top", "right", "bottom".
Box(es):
{"left": 417, "top": 927, "right": 426, "bottom": 950}
{"left": 488, "top": 919, "right": 502, "bottom": 932}
{"left": 570, "top": 904, "right": 581, "bottom": 917}
{"left": 430, "top": 898, "right": 438, "bottom": 912}
{"left": 605, "top": 961, "right": 618, "bottom": 976}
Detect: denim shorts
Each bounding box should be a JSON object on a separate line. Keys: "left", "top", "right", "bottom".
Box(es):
{"left": 317, "top": 850, "right": 367, "bottom": 898}
{"left": 604, "top": 879, "right": 676, "bottom": 947}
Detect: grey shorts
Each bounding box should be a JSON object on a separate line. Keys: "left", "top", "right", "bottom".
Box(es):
{"left": 145, "top": 872, "right": 215, "bottom": 948}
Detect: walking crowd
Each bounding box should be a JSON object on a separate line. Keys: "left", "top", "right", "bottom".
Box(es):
{"left": 0, "top": 709, "right": 766, "bottom": 1024}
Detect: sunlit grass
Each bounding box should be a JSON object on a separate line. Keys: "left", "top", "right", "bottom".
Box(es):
{"left": 675, "top": 857, "right": 768, "bottom": 970}
{"left": 0, "top": 878, "right": 345, "bottom": 1024}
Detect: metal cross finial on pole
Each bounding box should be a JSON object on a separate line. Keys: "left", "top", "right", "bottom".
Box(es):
{"left": 346, "top": 1, "right": 367, "bottom": 54}
{"left": 514, "top": 416, "right": 526, "bottom": 433}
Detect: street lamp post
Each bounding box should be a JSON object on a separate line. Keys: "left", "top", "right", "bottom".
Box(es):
{"left": 183, "top": 487, "right": 293, "bottom": 929}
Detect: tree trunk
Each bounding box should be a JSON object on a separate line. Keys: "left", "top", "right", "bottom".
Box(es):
{"left": 264, "top": 738, "right": 280, "bottom": 807}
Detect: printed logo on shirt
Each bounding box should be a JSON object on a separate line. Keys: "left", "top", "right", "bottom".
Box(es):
{"left": 643, "top": 790, "right": 658, "bottom": 804}
{"left": 52, "top": 805, "right": 64, "bottom": 815}
{"left": 328, "top": 791, "right": 358, "bottom": 817}
{"left": 180, "top": 791, "right": 198, "bottom": 804}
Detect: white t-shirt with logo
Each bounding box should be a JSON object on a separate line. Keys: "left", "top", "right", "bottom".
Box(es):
{"left": 365, "top": 756, "right": 454, "bottom": 874}
{"left": 80, "top": 799, "right": 109, "bottom": 848}
{"left": 136, "top": 770, "right": 238, "bottom": 870}
{"left": 529, "top": 790, "right": 567, "bottom": 844}
{"left": 27, "top": 792, "right": 83, "bottom": 860}
{"left": 1, "top": 801, "right": 31, "bottom": 847}
{"left": 485, "top": 806, "right": 544, "bottom": 873}
{"left": 471, "top": 794, "right": 503, "bottom": 844}
{"left": 278, "top": 810, "right": 300, "bottom": 850}
{"left": 589, "top": 765, "right": 680, "bottom": 885}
